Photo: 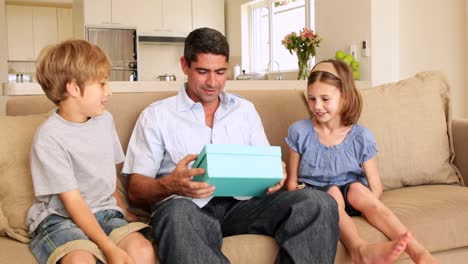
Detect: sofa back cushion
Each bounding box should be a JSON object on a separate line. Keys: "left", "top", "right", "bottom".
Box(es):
{"left": 358, "top": 72, "right": 461, "bottom": 190}
{"left": 0, "top": 114, "right": 48, "bottom": 243}
{"left": 6, "top": 92, "right": 179, "bottom": 154}
{"left": 5, "top": 71, "right": 461, "bottom": 195}
{"left": 6, "top": 90, "right": 308, "bottom": 163}
{"left": 230, "top": 89, "right": 310, "bottom": 163}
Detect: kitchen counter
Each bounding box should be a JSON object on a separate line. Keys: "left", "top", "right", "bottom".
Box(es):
{"left": 2, "top": 80, "right": 372, "bottom": 96}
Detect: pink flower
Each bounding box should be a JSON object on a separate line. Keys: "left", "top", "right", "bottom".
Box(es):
{"left": 282, "top": 27, "right": 321, "bottom": 57}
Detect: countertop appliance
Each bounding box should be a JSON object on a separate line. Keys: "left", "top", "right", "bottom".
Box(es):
{"left": 8, "top": 73, "right": 33, "bottom": 83}
{"left": 86, "top": 27, "right": 138, "bottom": 81}
{"left": 235, "top": 70, "right": 267, "bottom": 80}
{"left": 157, "top": 74, "right": 176, "bottom": 81}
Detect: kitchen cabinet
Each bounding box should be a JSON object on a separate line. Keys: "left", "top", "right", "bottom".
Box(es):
{"left": 192, "top": 0, "right": 225, "bottom": 34}
{"left": 163, "top": 0, "right": 192, "bottom": 35}
{"left": 76, "top": 0, "right": 136, "bottom": 26}
{"left": 6, "top": 5, "right": 34, "bottom": 61}
{"left": 134, "top": 0, "right": 162, "bottom": 35}
{"left": 112, "top": 0, "right": 138, "bottom": 26}
{"left": 73, "top": 0, "right": 137, "bottom": 38}
{"left": 136, "top": 0, "right": 191, "bottom": 36}
{"left": 73, "top": 0, "right": 224, "bottom": 38}
{"left": 33, "top": 7, "right": 58, "bottom": 59}
{"left": 82, "top": 0, "right": 111, "bottom": 25}
{"left": 57, "top": 8, "right": 73, "bottom": 41}
{"left": 6, "top": 5, "right": 59, "bottom": 61}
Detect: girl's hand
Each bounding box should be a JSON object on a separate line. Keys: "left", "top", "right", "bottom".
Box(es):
{"left": 266, "top": 161, "right": 287, "bottom": 194}
{"left": 266, "top": 178, "right": 285, "bottom": 194}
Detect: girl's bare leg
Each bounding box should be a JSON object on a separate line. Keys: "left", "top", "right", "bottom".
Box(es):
{"left": 327, "top": 186, "right": 410, "bottom": 264}
{"left": 347, "top": 183, "right": 437, "bottom": 264}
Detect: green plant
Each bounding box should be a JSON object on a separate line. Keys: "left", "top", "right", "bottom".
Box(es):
{"left": 274, "top": 0, "right": 299, "bottom": 7}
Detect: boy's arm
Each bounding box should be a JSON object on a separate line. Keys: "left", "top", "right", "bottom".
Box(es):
{"left": 59, "top": 189, "right": 134, "bottom": 264}
{"left": 362, "top": 157, "right": 384, "bottom": 199}
{"left": 286, "top": 148, "right": 301, "bottom": 191}
{"left": 113, "top": 185, "right": 138, "bottom": 222}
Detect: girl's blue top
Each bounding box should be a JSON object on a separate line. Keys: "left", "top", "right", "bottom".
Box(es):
{"left": 285, "top": 119, "right": 377, "bottom": 187}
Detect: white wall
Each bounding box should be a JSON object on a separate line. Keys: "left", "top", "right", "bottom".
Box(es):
{"left": 138, "top": 43, "right": 185, "bottom": 81}
{"left": 315, "top": 0, "right": 371, "bottom": 81}
{"left": 398, "top": 0, "right": 466, "bottom": 117}
{"left": 225, "top": 0, "right": 249, "bottom": 78}
{"left": 0, "top": 0, "right": 7, "bottom": 84}
{"left": 370, "top": 0, "right": 399, "bottom": 86}
{"left": 230, "top": 0, "right": 468, "bottom": 117}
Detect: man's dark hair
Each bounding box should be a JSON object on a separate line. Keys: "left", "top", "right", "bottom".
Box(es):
{"left": 184, "top": 27, "right": 229, "bottom": 67}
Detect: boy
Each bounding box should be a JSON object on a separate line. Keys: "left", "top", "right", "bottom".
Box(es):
{"left": 26, "top": 39, "right": 155, "bottom": 264}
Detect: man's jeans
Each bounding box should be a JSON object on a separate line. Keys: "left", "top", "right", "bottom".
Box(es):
{"left": 151, "top": 189, "right": 339, "bottom": 264}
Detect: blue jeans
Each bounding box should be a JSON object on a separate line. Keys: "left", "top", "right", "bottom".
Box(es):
{"left": 30, "top": 210, "right": 128, "bottom": 264}
{"left": 151, "top": 189, "right": 339, "bottom": 264}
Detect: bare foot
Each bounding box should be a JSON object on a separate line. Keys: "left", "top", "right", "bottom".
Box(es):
{"left": 352, "top": 232, "right": 412, "bottom": 264}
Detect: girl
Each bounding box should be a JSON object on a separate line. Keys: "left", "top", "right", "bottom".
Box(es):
{"left": 285, "top": 59, "right": 436, "bottom": 264}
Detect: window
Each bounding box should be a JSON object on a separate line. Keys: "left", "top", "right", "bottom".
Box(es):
{"left": 243, "top": 0, "right": 314, "bottom": 73}
{"left": 250, "top": 2, "right": 270, "bottom": 73}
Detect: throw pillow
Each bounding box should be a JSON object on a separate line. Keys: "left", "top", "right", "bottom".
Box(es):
{"left": 0, "top": 114, "right": 48, "bottom": 243}
{"left": 359, "top": 71, "right": 461, "bottom": 190}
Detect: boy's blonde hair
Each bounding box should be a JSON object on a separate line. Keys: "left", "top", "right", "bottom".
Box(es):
{"left": 35, "top": 39, "right": 111, "bottom": 106}
{"left": 307, "top": 59, "right": 362, "bottom": 126}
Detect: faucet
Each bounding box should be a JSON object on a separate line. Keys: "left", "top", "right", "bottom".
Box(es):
{"left": 273, "top": 60, "right": 282, "bottom": 80}
{"left": 267, "top": 60, "right": 282, "bottom": 80}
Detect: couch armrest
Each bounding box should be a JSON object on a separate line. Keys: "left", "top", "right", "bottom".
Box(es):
{"left": 453, "top": 118, "right": 468, "bottom": 186}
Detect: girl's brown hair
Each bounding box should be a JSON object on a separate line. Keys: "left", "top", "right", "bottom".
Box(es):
{"left": 35, "top": 39, "right": 111, "bottom": 105}
{"left": 307, "top": 59, "right": 362, "bottom": 126}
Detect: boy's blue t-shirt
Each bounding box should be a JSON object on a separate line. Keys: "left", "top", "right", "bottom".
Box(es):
{"left": 285, "top": 119, "right": 377, "bottom": 187}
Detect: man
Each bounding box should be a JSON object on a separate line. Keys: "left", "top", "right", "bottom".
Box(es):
{"left": 122, "top": 27, "right": 339, "bottom": 264}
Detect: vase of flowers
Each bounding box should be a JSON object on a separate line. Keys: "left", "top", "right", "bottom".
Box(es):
{"left": 281, "top": 27, "right": 321, "bottom": 80}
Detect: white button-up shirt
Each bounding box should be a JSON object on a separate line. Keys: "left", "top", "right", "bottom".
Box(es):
{"left": 122, "top": 84, "right": 269, "bottom": 207}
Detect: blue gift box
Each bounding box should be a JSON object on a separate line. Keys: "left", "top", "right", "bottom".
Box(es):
{"left": 191, "top": 144, "right": 283, "bottom": 197}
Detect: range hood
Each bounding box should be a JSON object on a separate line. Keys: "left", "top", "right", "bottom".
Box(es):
{"left": 138, "top": 36, "right": 185, "bottom": 43}
{"left": 138, "top": 30, "right": 187, "bottom": 43}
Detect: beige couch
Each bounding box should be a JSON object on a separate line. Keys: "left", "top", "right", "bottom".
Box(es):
{"left": 1, "top": 72, "right": 468, "bottom": 264}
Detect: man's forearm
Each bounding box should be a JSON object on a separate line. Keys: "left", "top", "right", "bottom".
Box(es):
{"left": 127, "top": 173, "right": 173, "bottom": 206}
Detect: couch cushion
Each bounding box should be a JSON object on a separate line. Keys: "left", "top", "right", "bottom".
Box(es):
{"left": 231, "top": 89, "right": 310, "bottom": 163}
{"left": 351, "top": 185, "right": 468, "bottom": 262}
{"left": 0, "top": 114, "right": 48, "bottom": 243}
{"left": 0, "top": 236, "right": 36, "bottom": 263}
{"left": 358, "top": 72, "right": 461, "bottom": 190}
{"left": 222, "top": 234, "right": 279, "bottom": 263}
{"left": 105, "top": 91, "right": 178, "bottom": 152}
{"left": 5, "top": 92, "right": 179, "bottom": 154}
